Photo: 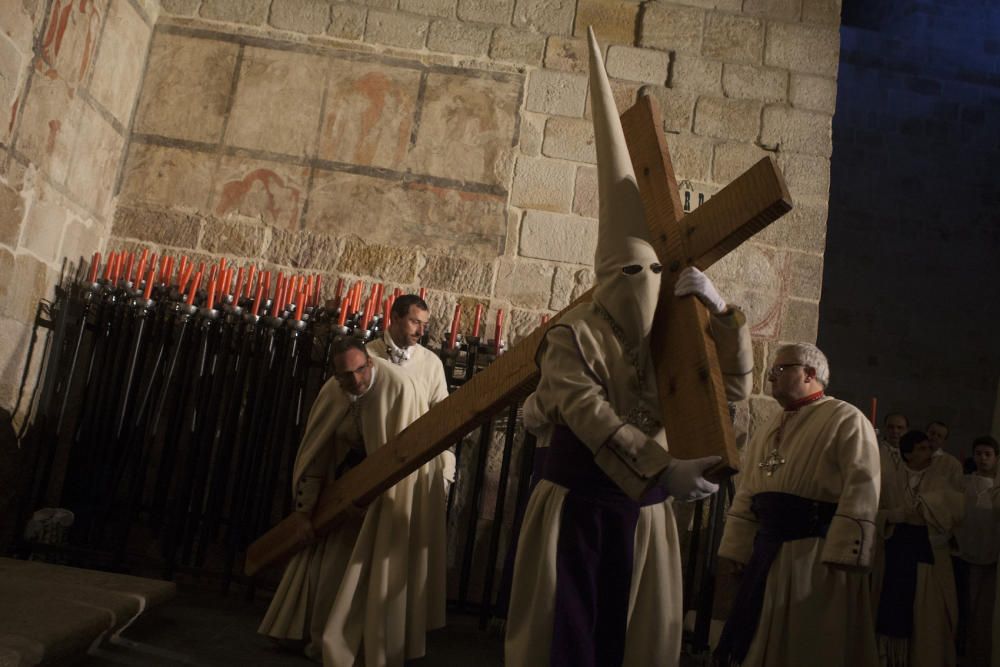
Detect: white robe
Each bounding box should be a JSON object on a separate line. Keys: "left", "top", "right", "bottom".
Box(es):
{"left": 367, "top": 333, "right": 448, "bottom": 405}
{"left": 875, "top": 453, "right": 964, "bottom": 667}
{"left": 718, "top": 396, "right": 881, "bottom": 667}
{"left": 258, "top": 357, "right": 448, "bottom": 667}
{"left": 505, "top": 303, "right": 752, "bottom": 666}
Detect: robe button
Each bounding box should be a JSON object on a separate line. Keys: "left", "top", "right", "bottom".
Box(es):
{"left": 854, "top": 539, "right": 860, "bottom": 544}
{"left": 296, "top": 502, "right": 303, "bottom": 509}
{"left": 852, "top": 548, "right": 858, "bottom": 554}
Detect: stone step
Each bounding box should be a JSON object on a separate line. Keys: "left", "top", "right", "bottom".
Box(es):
{"left": 0, "top": 558, "right": 175, "bottom": 666}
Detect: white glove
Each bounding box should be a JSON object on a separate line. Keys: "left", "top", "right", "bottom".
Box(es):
{"left": 440, "top": 450, "right": 457, "bottom": 488}
{"left": 674, "top": 267, "right": 726, "bottom": 315}
{"left": 659, "top": 455, "right": 721, "bottom": 502}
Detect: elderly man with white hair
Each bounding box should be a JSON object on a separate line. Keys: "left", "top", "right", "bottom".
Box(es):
{"left": 714, "top": 342, "right": 881, "bottom": 667}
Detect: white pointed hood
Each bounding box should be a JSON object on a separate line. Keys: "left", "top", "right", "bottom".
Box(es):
{"left": 588, "top": 27, "right": 661, "bottom": 344}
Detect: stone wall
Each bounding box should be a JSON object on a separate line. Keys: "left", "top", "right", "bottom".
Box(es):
{"left": 818, "top": 0, "right": 1000, "bottom": 453}
{"left": 0, "top": 0, "right": 158, "bottom": 422}
{"left": 111, "top": 0, "right": 841, "bottom": 431}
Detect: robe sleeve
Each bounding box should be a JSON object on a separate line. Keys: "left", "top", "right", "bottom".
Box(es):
{"left": 916, "top": 470, "right": 965, "bottom": 535}
{"left": 820, "top": 408, "right": 880, "bottom": 568}
{"left": 718, "top": 480, "right": 758, "bottom": 564}
{"left": 428, "top": 354, "right": 449, "bottom": 405}
{"left": 291, "top": 377, "right": 350, "bottom": 512}
{"left": 537, "top": 325, "right": 670, "bottom": 501}
{"left": 709, "top": 307, "right": 753, "bottom": 402}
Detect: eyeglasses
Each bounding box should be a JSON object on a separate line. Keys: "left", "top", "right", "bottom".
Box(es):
{"left": 768, "top": 363, "right": 804, "bottom": 377}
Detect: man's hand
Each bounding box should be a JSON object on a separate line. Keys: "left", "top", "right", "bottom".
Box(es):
{"left": 674, "top": 267, "right": 727, "bottom": 315}
{"left": 659, "top": 455, "right": 722, "bottom": 502}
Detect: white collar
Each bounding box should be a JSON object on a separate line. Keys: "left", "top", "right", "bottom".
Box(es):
{"left": 384, "top": 331, "right": 412, "bottom": 365}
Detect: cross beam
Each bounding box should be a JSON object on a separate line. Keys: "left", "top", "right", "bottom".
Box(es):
{"left": 245, "top": 94, "right": 792, "bottom": 576}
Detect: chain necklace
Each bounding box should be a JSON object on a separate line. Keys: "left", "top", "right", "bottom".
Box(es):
{"left": 592, "top": 303, "right": 660, "bottom": 437}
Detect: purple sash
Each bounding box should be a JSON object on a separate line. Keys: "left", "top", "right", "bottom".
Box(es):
{"left": 546, "top": 426, "right": 667, "bottom": 667}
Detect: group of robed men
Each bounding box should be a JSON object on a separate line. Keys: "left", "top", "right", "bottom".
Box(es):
{"left": 254, "top": 27, "right": 1000, "bottom": 667}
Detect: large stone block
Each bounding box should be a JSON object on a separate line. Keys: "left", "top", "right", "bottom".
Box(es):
{"left": 760, "top": 105, "right": 832, "bottom": 156}
{"left": 269, "top": 0, "right": 332, "bottom": 33}
{"left": 640, "top": 85, "right": 697, "bottom": 133}
{"left": 427, "top": 19, "right": 491, "bottom": 56}
{"left": 605, "top": 45, "right": 669, "bottom": 84}
{"left": 743, "top": 0, "right": 801, "bottom": 21}
{"left": 519, "top": 210, "right": 597, "bottom": 265}
{"left": 722, "top": 63, "right": 787, "bottom": 102}
{"left": 544, "top": 36, "right": 588, "bottom": 73}
{"left": 789, "top": 73, "right": 837, "bottom": 113}
{"left": 0, "top": 35, "right": 24, "bottom": 146}
{"left": 319, "top": 61, "right": 422, "bottom": 170}
{"left": 639, "top": 3, "right": 704, "bottom": 54}
{"left": 787, "top": 249, "right": 823, "bottom": 300}
{"left": 59, "top": 218, "right": 102, "bottom": 269}
{"left": 87, "top": 0, "right": 151, "bottom": 127}
{"left": 0, "top": 250, "right": 52, "bottom": 323}
{"left": 751, "top": 202, "right": 827, "bottom": 254}
{"left": 780, "top": 297, "right": 818, "bottom": 342}
{"left": 200, "top": 216, "right": 266, "bottom": 257}
{"left": 365, "top": 10, "right": 429, "bottom": 50}
{"left": 572, "top": 165, "right": 597, "bottom": 219}
{"left": 765, "top": 22, "right": 840, "bottom": 78}
{"left": 509, "top": 156, "right": 575, "bottom": 213}
{"left": 306, "top": 169, "right": 507, "bottom": 258}
{"left": 802, "top": 0, "right": 841, "bottom": 24}
{"left": 406, "top": 71, "right": 521, "bottom": 186}
{"left": 542, "top": 117, "right": 595, "bottom": 164}
{"left": 749, "top": 395, "right": 781, "bottom": 433}
{"left": 20, "top": 184, "right": 67, "bottom": 264}
{"left": 268, "top": 228, "right": 340, "bottom": 271}
{"left": 0, "top": 181, "right": 24, "bottom": 248}
{"left": 549, "top": 264, "right": 594, "bottom": 309}
{"left": 212, "top": 156, "right": 310, "bottom": 229}
{"left": 134, "top": 32, "right": 238, "bottom": 144}
{"left": 160, "top": 0, "right": 200, "bottom": 15}
{"left": 0, "top": 0, "right": 36, "bottom": 56}
{"left": 777, "top": 151, "right": 830, "bottom": 202}
{"left": 518, "top": 112, "right": 545, "bottom": 156}
{"left": 200, "top": 0, "right": 269, "bottom": 24}
{"left": 338, "top": 238, "right": 420, "bottom": 283}
{"left": 525, "top": 69, "right": 588, "bottom": 117}
{"left": 494, "top": 258, "right": 554, "bottom": 309}
{"left": 458, "top": 0, "right": 514, "bottom": 24}
{"left": 400, "top": 0, "right": 456, "bottom": 17}
{"left": 574, "top": 0, "right": 641, "bottom": 47}
{"left": 112, "top": 206, "right": 202, "bottom": 248}
{"left": 14, "top": 74, "right": 80, "bottom": 185}
{"left": 670, "top": 54, "right": 722, "bottom": 95}
{"left": 64, "top": 103, "right": 124, "bottom": 220}
{"left": 712, "top": 141, "right": 770, "bottom": 183}
{"left": 225, "top": 47, "right": 327, "bottom": 158}
{"left": 508, "top": 307, "right": 548, "bottom": 344}
{"left": 419, "top": 254, "right": 495, "bottom": 295}
{"left": 329, "top": 4, "right": 367, "bottom": 40}
{"left": 693, "top": 96, "right": 762, "bottom": 142}
{"left": 489, "top": 27, "right": 545, "bottom": 65}
{"left": 119, "top": 142, "right": 215, "bottom": 210}
{"left": 583, "top": 78, "right": 640, "bottom": 120}
{"left": 702, "top": 12, "right": 764, "bottom": 64}
{"left": 664, "top": 133, "right": 712, "bottom": 182}
{"left": 512, "top": 0, "right": 575, "bottom": 36}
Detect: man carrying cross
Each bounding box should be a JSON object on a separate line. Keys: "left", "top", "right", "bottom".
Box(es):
{"left": 503, "top": 29, "right": 753, "bottom": 667}
{"left": 714, "top": 342, "right": 880, "bottom": 666}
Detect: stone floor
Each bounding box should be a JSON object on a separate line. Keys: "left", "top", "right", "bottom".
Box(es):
{"left": 77, "top": 584, "right": 709, "bottom": 666}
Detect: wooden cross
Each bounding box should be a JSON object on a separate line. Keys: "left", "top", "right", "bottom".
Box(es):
{"left": 245, "top": 94, "right": 792, "bottom": 575}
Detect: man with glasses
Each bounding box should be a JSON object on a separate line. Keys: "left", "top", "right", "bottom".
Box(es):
{"left": 715, "top": 342, "right": 880, "bottom": 666}
{"left": 259, "top": 336, "right": 448, "bottom": 667}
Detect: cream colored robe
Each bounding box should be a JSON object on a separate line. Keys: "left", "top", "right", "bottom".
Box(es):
{"left": 367, "top": 333, "right": 449, "bottom": 405}
{"left": 258, "top": 357, "right": 448, "bottom": 667}
{"left": 505, "top": 303, "right": 752, "bottom": 667}
{"left": 876, "top": 453, "right": 964, "bottom": 667}
{"left": 718, "top": 396, "right": 880, "bottom": 667}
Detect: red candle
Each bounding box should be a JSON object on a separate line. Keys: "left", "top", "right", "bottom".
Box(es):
{"left": 262, "top": 271, "right": 271, "bottom": 300}
{"left": 313, "top": 275, "right": 322, "bottom": 307}
{"left": 135, "top": 248, "right": 148, "bottom": 282}
{"left": 334, "top": 277, "right": 344, "bottom": 301}
{"left": 111, "top": 252, "right": 123, "bottom": 284}
{"left": 218, "top": 257, "right": 226, "bottom": 279}
{"left": 360, "top": 294, "right": 374, "bottom": 330}
{"left": 869, "top": 397, "right": 878, "bottom": 427}
{"left": 234, "top": 267, "right": 245, "bottom": 300}
{"left": 142, "top": 265, "right": 155, "bottom": 300}
{"left": 494, "top": 309, "right": 504, "bottom": 355}
{"left": 159, "top": 254, "right": 170, "bottom": 283}
{"left": 102, "top": 252, "right": 115, "bottom": 281}
{"left": 244, "top": 265, "right": 256, "bottom": 298}
{"left": 352, "top": 282, "right": 363, "bottom": 314}
{"left": 295, "top": 290, "right": 307, "bottom": 321}
{"left": 186, "top": 271, "right": 203, "bottom": 306}
{"left": 448, "top": 304, "right": 462, "bottom": 349}
{"left": 123, "top": 252, "right": 135, "bottom": 284}
{"left": 541, "top": 313, "right": 550, "bottom": 325}
{"left": 275, "top": 272, "right": 285, "bottom": 303}
{"left": 165, "top": 256, "right": 176, "bottom": 286}
{"left": 418, "top": 287, "right": 426, "bottom": 301}
{"left": 305, "top": 275, "right": 314, "bottom": 305}
{"left": 337, "top": 293, "right": 349, "bottom": 325}
{"left": 148, "top": 254, "right": 158, "bottom": 283}
{"left": 472, "top": 303, "right": 483, "bottom": 337}
{"left": 87, "top": 252, "right": 101, "bottom": 283}
{"left": 384, "top": 296, "right": 392, "bottom": 327}
{"left": 251, "top": 280, "right": 264, "bottom": 316}
{"left": 206, "top": 276, "right": 218, "bottom": 310}
{"left": 394, "top": 287, "right": 402, "bottom": 300}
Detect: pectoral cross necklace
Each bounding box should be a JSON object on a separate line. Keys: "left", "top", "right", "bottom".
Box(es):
{"left": 758, "top": 413, "right": 793, "bottom": 476}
